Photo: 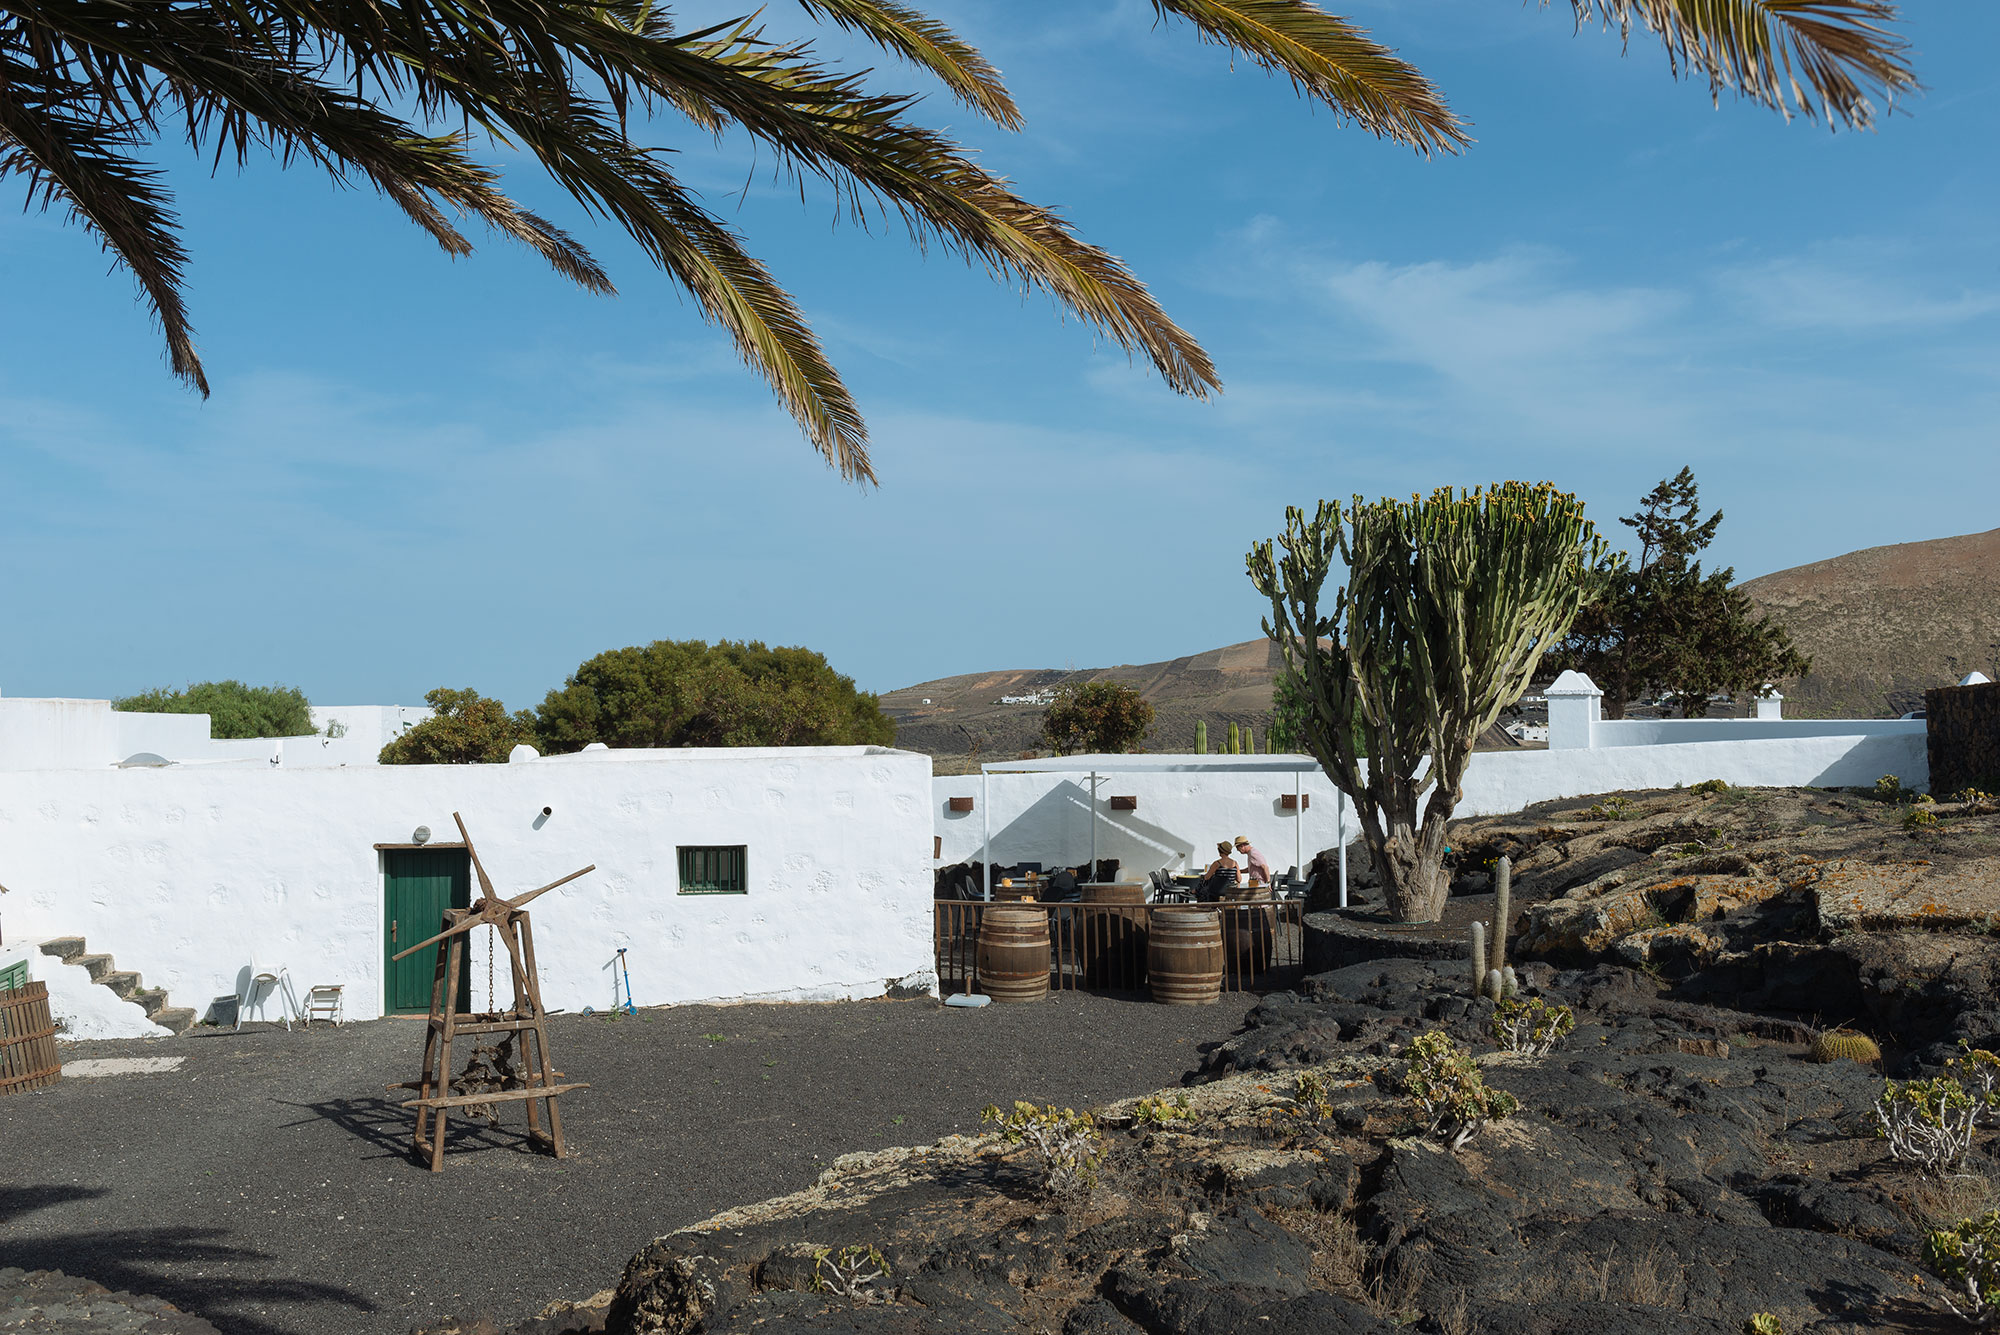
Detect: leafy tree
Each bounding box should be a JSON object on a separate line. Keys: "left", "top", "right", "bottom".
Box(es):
{"left": 5, "top": 1, "right": 1910, "bottom": 479}
{"left": 536, "top": 640, "right": 894, "bottom": 751}
{"left": 1041, "top": 682, "right": 1154, "bottom": 756}
{"left": 1250, "top": 483, "right": 1609, "bottom": 923}
{"left": 378, "top": 687, "right": 538, "bottom": 764}
{"left": 1550, "top": 468, "right": 1810, "bottom": 718}
{"left": 114, "top": 680, "right": 313, "bottom": 738}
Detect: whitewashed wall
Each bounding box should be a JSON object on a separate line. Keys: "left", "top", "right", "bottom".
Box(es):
{"left": 1588, "top": 718, "right": 1926, "bottom": 747}
{"left": 0, "top": 695, "right": 433, "bottom": 770}
{"left": 934, "top": 769, "right": 1349, "bottom": 877}
{"left": 936, "top": 730, "right": 1929, "bottom": 875}
{"left": 0, "top": 746, "right": 935, "bottom": 1028}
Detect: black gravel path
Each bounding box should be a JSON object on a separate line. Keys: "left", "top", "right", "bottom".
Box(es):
{"left": 1, "top": 993, "right": 1255, "bottom": 1335}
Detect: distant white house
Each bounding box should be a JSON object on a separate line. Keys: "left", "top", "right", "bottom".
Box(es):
{"left": 0, "top": 700, "right": 937, "bottom": 1038}
{"left": 0, "top": 690, "right": 432, "bottom": 770}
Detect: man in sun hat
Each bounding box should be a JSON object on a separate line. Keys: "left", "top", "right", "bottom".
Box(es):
{"left": 1233, "top": 835, "right": 1271, "bottom": 887}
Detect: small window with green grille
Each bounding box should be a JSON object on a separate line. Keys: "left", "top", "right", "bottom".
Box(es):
{"left": 0, "top": 959, "right": 28, "bottom": 992}
{"left": 678, "top": 845, "right": 748, "bottom": 895}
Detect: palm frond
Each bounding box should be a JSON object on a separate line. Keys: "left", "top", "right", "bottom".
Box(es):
{"left": 1149, "top": 0, "right": 1468, "bottom": 155}
{"left": 1564, "top": 0, "right": 1915, "bottom": 129}
{"left": 795, "top": 0, "right": 1022, "bottom": 128}
{"left": 0, "top": 54, "right": 206, "bottom": 393}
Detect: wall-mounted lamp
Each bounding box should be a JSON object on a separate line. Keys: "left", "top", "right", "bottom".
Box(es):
{"left": 541, "top": 806, "right": 553, "bottom": 817}
{"left": 1281, "top": 794, "right": 1311, "bottom": 811}
{"left": 1109, "top": 795, "right": 1138, "bottom": 811}
{"left": 948, "top": 796, "right": 975, "bottom": 813}
{"left": 412, "top": 825, "right": 432, "bottom": 844}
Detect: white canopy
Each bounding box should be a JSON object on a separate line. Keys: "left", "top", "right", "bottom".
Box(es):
{"left": 975, "top": 752, "right": 1348, "bottom": 906}
{"left": 980, "top": 752, "right": 1321, "bottom": 775}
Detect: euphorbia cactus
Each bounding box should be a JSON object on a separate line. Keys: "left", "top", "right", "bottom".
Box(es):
{"left": 1248, "top": 483, "right": 1611, "bottom": 923}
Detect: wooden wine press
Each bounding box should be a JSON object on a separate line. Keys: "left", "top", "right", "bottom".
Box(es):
{"left": 389, "top": 812, "right": 592, "bottom": 1171}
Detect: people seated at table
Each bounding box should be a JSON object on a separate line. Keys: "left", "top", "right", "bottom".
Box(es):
{"left": 1234, "top": 835, "right": 1271, "bottom": 887}
{"left": 1196, "top": 840, "right": 1241, "bottom": 902}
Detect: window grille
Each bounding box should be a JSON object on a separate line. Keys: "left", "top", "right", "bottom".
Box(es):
{"left": 677, "top": 845, "right": 748, "bottom": 895}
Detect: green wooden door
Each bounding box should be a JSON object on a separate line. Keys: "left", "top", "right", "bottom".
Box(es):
{"left": 384, "top": 848, "right": 472, "bottom": 1015}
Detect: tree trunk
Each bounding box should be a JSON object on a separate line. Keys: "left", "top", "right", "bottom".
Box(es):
{"left": 1358, "top": 787, "right": 1453, "bottom": 922}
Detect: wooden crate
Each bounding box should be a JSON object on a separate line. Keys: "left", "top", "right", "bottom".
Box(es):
{"left": 0, "top": 981, "right": 60, "bottom": 1096}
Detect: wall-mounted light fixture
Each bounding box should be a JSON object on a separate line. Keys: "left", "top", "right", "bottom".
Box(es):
{"left": 1281, "top": 794, "right": 1311, "bottom": 811}
{"left": 948, "top": 796, "right": 975, "bottom": 813}
{"left": 1109, "top": 795, "right": 1138, "bottom": 811}
{"left": 412, "top": 825, "right": 433, "bottom": 844}
{"left": 541, "top": 806, "right": 553, "bottom": 817}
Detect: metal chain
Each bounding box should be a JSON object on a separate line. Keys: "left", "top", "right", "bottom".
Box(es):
{"left": 486, "top": 924, "right": 496, "bottom": 1014}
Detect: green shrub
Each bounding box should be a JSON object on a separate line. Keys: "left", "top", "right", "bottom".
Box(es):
{"left": 1130, "top": 1093, "right": 1197, "bottom": 1126}
{"left": 115, "top": 680, "right": 313, "bottom": 738}
{"left": 982, "top": 1101, "right": 1103, "bottom": 1200}
{"left": 1876, "top": 1046, "right": 2000, "bottom": 1177}
{"left": 1876, "top": 774, "right": 1905, "bottom": 802}
{"left": 1928, "top": 1210, "right": 2000, "bottom": 1323}
{"left": 1289, "top": 1070, "right": 1338, "bottom": 1126}
{"left": 812, "top": 1244, "right": 893, "bottom": 1303}
{"left": 1583, "top": 795, "right": 1637, "bottom": 821}
{"left": 1743, "top": 1315, "right": 1783, "bottom": 1335}
{"left": 1403, "top": 1032, "right": 1517, "bottom": 1151}
{"left": 1904, "top": 806, "right": 1940, "bottom": 831}
{"left": 1491, "top": 998, "right": 1576, "bottom": 1056}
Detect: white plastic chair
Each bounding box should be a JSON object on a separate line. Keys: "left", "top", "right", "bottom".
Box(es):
{"left": 301, "top": 984, "right": 344, "bottom": 1027}
{"left": 236, "top": 964, "right": 297, "bottom": 1031}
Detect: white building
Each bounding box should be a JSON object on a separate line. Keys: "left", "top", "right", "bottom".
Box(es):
{"left": 0, "top": 691, "right": 433, "bottom": 769}
{"left": 937, "top": 673, "right": 1928, "bottom": 885}
{"left": 0, "top": 717, "right": 937, "bottom": 1038}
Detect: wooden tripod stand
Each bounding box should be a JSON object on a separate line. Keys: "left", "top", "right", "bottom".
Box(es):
{"left": 390, "top": 813, "right": 593, "bottom": 1172}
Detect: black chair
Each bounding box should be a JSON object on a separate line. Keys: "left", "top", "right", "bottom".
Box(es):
{"left": 1041, "top": 869, "right": 1080, "bottom": 902}
{"left": 1018, "top": 861, "right": 1044, "bottom": 875}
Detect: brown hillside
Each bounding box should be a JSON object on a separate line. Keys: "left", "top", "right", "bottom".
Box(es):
{"left": 883, "top": 639, "right": 1521, "bottom": 772}
{"left": 1741, "top": 526, "right": 2000, "bottom": 718}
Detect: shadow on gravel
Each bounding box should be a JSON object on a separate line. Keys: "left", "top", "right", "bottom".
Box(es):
{"left": 0, "top": 1184, "right": 105, "bottom": 1225}
{"left": 0, "top": 1222, "right": 374, "bottom": 1335}
{"left": 277, "top": 1096, "right": 550, "bottom": 1166}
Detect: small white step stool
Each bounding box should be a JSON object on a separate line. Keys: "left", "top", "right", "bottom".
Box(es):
{"left": 302, "top": 984, "right": 345, "bottom": 1027}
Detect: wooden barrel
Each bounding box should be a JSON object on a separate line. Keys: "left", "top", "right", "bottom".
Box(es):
{"left": 1078, "top": 905, "right": 1146, "bottom": 988}
{"left": 992, "top": 881, "right": 1038, "bottom": 902}
{"left": 1148, "top": 909, "right": 1223, "bottom": 1006}
{"left": 1221, "top": 889, "right": 1277, "bottom": 981}
{"left": 0, "top": 981, "right": 62, "bottom": 1096}
{"left": 1080, "top": 882, "right": 1145, "bottom": 904}
{"left": 977, "top": 904, "right": 1051, "bottom": 1002}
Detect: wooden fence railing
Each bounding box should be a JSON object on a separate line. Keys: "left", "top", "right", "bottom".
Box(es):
{"left": 0, "top": 981, "right": 61, "bottom": 1096}
{"left": 934, "top": 899, "right": 1304, "bottom": 998}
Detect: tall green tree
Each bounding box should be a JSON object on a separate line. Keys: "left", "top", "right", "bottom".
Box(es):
{"left": 3, "top": 2, "right": 1910, "bottom": 478}
{"left": 114, "top": 680, "right": 313, "bottom": 738}
{"left": 536, "top": 640, "right": 894, "bottom": 750}
{"left": 1041, "top": 682, "right": 1154, "bottom": 756}
{"left": 378, "top": 687, "right": 538, "bottom": 764}
{"left": 1249, "top": 483, "right": 1610, "bottom": 923}
{"left": 1551, "top": 468, "right": 1811, "bottom": 718}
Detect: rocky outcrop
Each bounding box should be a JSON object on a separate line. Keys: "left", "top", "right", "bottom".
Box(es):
{"left": 0, "top": 1268, "right": 220, "bottom": 1334}
{"left": 428, "top": 947, "right": 1981, "bottom": 1335}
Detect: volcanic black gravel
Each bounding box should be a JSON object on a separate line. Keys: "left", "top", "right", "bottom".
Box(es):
{"left": 1, "top": 992, "right": 1255, "bottom": 1335}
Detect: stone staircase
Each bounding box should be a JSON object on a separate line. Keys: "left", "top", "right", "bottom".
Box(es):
{"left": 38, "top": 937, "right": 197, "bottom": 1034}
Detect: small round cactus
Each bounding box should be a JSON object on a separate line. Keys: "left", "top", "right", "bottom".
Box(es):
{"left": 1808, "top": 1029, "right": 1882, "bottom": 1065}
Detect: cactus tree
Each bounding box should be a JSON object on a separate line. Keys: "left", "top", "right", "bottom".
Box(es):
{"left": 1247, "top": 483, "right": 1611, "bottom": 923}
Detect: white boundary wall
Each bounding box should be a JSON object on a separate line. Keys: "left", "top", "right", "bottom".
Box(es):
{"left": 0, "top": 746, "right": 935, "bottom": 1030}
{"left": 935, "top": 731, "right": 1928, "bottom": 875}
{"left": 0, "top": 696, "right": 433, "bottom": 770}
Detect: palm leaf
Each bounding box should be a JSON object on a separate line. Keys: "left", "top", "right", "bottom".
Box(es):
{"left": 1150, "top": 0, "right": 1468, "bottom": 155}
{"left": 795, "top": 0, "right": 1022, "bottom": 128}
{"left": 1564, "top": 0, "right": 1915, "bottom": 129}
{"left": 0, "top": 53, "right": 207, "bottom": 393}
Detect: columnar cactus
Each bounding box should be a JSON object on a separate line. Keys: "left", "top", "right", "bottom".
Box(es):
{"left": 1493, "top": 855, "right": 1512, "bottom": 974}
{"left": 1248, "top": 484, "right": 1610, "bottom": 923}
{"left": 1228, "top": 721, "right": 1241, "bottom": 754}
{"left": 1469, "top": 921, "right": 1487, "bottom": 996}
{"left": 1195, "top": 720, "right": 1208, "bottom": 754}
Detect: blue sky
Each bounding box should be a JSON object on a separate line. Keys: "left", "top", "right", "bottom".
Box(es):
{"left": 2, "top": 2, "right": 1994, "bottom": 709}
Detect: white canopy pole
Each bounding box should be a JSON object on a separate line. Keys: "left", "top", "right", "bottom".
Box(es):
{"left": 1337, "top": 788, "right": 1349, "bottom": 909}
{"left": 1089, "top": 769, "right": 1098, "bottom": 877}
{"left": 981, "top": 767, "right": 992, "bottom": 902}
{"left": 1293, "top": 770, "right": 1303, "bottom": 879}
